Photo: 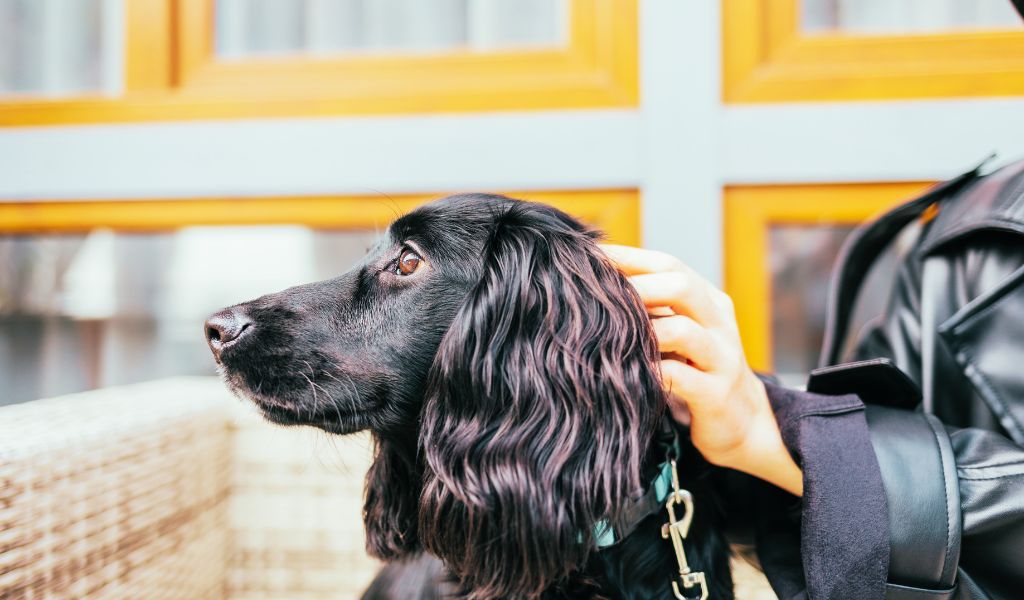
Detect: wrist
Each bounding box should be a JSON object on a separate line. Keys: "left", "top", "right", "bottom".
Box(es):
{"left": 740, "top": 414, "right": 804, "bottom": 496}
{"left": 720, "top": 380, "right": 804, "bottom": 496}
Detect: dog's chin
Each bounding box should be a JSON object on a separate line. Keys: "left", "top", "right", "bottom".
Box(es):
{"left": 256, "top": 402, "right": 369, "bottom": 435}
{"left": 219, "top": 370, "right": 373, "bottom": 435}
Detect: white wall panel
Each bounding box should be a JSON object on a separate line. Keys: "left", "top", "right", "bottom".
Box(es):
{"left": 640, "top": 0, "right": 723, "bottom": 283}
{"left": 0, "top": 111, "right": 641, "bottom": 199}
{"left": 723, "top": 99, "right": 1024, "bottom": 184}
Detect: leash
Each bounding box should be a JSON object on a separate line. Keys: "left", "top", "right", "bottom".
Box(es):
{"left": 592, "top": 418, "right": 709, "bottom": 599}
{"left": 661, "top": 450, "right": 709, "bottom": 600}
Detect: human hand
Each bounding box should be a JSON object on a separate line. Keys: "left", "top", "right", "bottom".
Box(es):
{"left": 602, "top": 244, "right": 803, "bottom": 496}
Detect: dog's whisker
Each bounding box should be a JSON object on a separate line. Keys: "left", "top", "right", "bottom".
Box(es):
{"left": 300, "top": 361, "right": 321, "bottom": 414}
{"left": 306, "top": 361, "right": 342, "bottom": 419}
{"left": 311, "top": 380, "right": 332, "bottom": 412}
{"left": 326, "top": 361, "right": 362, "bottom": 415}
{"left": 326, "top": 382, "right": 348, "bottom": 430}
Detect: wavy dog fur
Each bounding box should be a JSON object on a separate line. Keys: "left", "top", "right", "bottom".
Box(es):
{"left": 209, "top": 195, "right": 732, "bottom": 599}
{"left": 418, "top": 205, "right": 663, "bottom": 598}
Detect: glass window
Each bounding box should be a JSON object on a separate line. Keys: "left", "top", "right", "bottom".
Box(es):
{"left": 0, "top": 227, "right": 378, "bottom": 406}
{"left": 214, "top": 0, "right": 568, "bottom": 59}
{"left": 802, "top": 0, "right": 1022, "bottom": 35}
{"left": 768, "top": 223, "right": 916, "bottom": 385}
{"left": 0, "top": 0, "right": 121, "bottom": 97}
{"left": 769, "top": 225, "right": 850, "bottom": 385}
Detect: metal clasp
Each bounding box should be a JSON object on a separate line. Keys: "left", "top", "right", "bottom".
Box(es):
{"left": 660, "top": 459, "right": 709, "bottom": 600}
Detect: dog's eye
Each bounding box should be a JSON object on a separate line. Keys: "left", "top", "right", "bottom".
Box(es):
{"left": 396, "top": 249, "right": 421, "bottom": 276}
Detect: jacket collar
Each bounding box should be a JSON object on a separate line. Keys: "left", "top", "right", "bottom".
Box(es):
{"left": 919, "top": 159, "right": 1024, "bottom": 256}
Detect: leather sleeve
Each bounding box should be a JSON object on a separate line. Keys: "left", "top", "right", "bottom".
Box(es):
{"left": 947, "top": 426, "right": 1024, "bottom": 597}
{"left": 865, "top": 404, "right": 1024, "bottom": 599}
{"left": 863, "top": 404, "right": 960, "bottom": 598}
{"left": 758, "top": 384, "right": 1024, "bottom": 600}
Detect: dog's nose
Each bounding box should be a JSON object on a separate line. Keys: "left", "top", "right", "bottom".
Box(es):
{"left": 205, "top": 308, "right": 253, "bottom": 358}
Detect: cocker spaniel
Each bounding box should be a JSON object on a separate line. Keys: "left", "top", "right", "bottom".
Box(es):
{"left": 206, "top": 194, "right": 732, "bottom": 599}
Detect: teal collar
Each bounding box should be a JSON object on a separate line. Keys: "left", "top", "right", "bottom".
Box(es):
{"left": 592, "top": 420, "right": 682, "bottom": 549}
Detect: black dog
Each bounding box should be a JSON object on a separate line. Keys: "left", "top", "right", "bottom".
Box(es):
{"left": 206, "top": 195, "right": 732, "bottom": 599}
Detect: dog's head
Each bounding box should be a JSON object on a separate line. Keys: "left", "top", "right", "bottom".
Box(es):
{"left": 207, "top": 194, "right": 666, "bottom": 597}
{"left": 206, "top": 194, "right": 497, "bottom": 437}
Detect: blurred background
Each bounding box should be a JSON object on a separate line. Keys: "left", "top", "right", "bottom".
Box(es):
{"left": 1, "top": 1, "right": 1023, "bottom": 598}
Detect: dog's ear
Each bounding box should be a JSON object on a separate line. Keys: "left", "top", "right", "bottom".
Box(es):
{"left": 363, "top": 438, "right": 420, "bottom": 559}
{"left": 418, "top": 204, "right": 665, "bottom": 598}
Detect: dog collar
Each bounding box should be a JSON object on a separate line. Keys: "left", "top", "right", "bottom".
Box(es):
{"left": 592, "top": 419, "right": 682, "bottom": 548}
{"left": 592, "top": 419, "right": 710, "bottom": 599}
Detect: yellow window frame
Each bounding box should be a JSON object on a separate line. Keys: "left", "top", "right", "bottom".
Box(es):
{"left": 0, "top": 190, "right": 640, "bottom": 245}
{"left": 723, "top": 0, "right": 1024, "bottom": 102}
{"left": 723, "top": 182, "right": 932, "bottom": 372}
{"left": 0, "top": 0, "right": 637, "bottom": 126}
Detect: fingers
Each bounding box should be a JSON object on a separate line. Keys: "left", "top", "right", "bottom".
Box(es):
{"left": 602, "top": 244, "right": 738, "bottom": 330}
{"left": 652, "top": 315, "right": 721, "bottom": 371}
{"left": 659, "top": 358, "right": 712, "bottom": 411}
{"left": 630, "top": 272, "right": 727, "bottom": 329}
{"left": 600, "top": 244, "right": 685, "bottom": 276}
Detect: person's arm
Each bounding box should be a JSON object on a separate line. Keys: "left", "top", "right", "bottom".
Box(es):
{"left": 604, "top": 244, "right": 891, "bottom": 596}
{"left": 754, "top": 377, "right": 1024, "bottom": 599}
{"left": 605, "top": 244, "right": 1024, "bottom": 599}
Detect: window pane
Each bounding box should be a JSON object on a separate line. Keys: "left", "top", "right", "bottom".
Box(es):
{"left": 802, "top": 0, "right": 1022, "bottom": 35}
{"left": 769, "top": 223, "right": 914, "bottom": 385}
{"left": 769, "top": 226, "right": 850, "bottom": 385}
{"left": 0, "top": 0, "right": 121, "bottom": 97}
{"left": 214, "top": 0, "right": 568, "bottom": 59}
{"left": 0, "top": 227, "right": 377, "bottom": 406}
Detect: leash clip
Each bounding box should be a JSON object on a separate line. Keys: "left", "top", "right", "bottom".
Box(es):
{"left": 660, "top": 459, "right": 709, "bottom": 600}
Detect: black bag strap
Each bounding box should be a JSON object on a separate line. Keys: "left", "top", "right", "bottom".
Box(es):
{"left": 818, "top": 162, "right": 988, "bottom": 368}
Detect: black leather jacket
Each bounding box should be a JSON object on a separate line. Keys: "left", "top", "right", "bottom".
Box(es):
{"left": 753, "top": 159, "right": 1024, "bottom": 599}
